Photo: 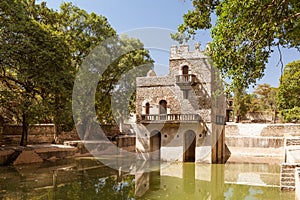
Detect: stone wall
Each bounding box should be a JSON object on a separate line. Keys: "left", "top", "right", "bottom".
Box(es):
{"left": 136, "top": 84, "right": 182, "bottom": 116}
{"left": 285, "top": 137, "right": 300, "bottom": 146}
{"left": 225, "top": 123, "right": 300, "bottom": 148}
{"left": 3, "top": 124, "right": 55, "bottom": 135}
{"left": 280, "top": 164, "right": 300, "bottom": 190}
{"left": 135, "top": 44, "right": 228, "bottom": 164}
{"left": 136, "top": 44, "right": 214, "bottom": 122}
{"left": 0, "top": 124, "right": 122, "bottom": 145}
{"left": 226, "top": 136, "right": 283, "bottom": 148}
{"left": 243, "top": 112, "right": 274, "bottom": 122}
{"left": 295, "top": 168, "right": 300, "bottom": 199}
{"left": 134, "top": 122, "right": 211, "bottom": 162}
{"left": 1, "top": 124, "right": 56, "bottom": 145}
{"left": 226, "top": 124, "right": 300, "bottom": 137}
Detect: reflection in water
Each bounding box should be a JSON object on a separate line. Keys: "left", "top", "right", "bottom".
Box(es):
{"left": 0, "top": 158, "right": 295, "bottom": 200}
{"left": 183, "top": 163, "right": 195, "bottom": 194}
{"left": 0, "top": 158, "right": 135, "bottom": 200}
{"left": 138, "top": 162, "right": 295, "bottom": 200}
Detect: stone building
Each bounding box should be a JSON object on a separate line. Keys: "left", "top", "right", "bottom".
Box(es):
{"left": 135, "top": 44, "right": 230, "bottom": 163}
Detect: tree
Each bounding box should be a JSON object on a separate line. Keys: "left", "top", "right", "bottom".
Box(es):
{"left": 1, "top": 1, "right": 153, "bottom": 145}
{"left": 0, "top": 0, "right": 72, "bottom": 145}
{"left": 73, "top": 35, "right": 153, "bottom": 140}
{"left": 232, "top": 87, "right": 250, "bottom": 122}
{"left": 253, "top": 84, "right": 277, "bottom": 112}
{"left": 31, "top": 1, "right": 117, "bottom": 140}
{"left": 277, "top": 60, "right": 300, "bottom": 122}
{"left": 47, "top": 3, "right": 153, "bottom": 137}
{"left": 173, "top": 0, "right": 300, "bottom": 120}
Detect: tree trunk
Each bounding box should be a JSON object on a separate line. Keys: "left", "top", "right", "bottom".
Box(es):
{"left": 235, "top": 115, "right": 240, "bottom": 123}
{"left": 53, "top": 94, "right": 61, "bottom": 144}
{"left": 20, "top": 113, "right": 28, "bottom": 146}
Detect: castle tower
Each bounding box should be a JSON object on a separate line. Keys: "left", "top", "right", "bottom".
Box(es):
{"left": 135, "top": 44, "right": 230, "bottom": 163}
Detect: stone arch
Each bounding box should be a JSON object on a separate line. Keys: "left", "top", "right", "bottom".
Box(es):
{"left": 150, "top": 130, "right": 161, "bottom": 160}
{"left": 179, "top": 62, "right": 191, "bottom": 74}
{"left": 142, "top": 100, "right": 151, "bottom": 115}
{"left": 159, "top": 100, "right": 167, "bottom": 120}
{"left": 159, "top": 100, "right": 167, "bottom": 115}
{"left": 184, "top": 130, "right": 196, "bottom": 162}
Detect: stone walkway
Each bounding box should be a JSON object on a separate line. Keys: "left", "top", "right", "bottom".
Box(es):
{"left": 0, "top": 144, "right": 78, "bottom": 165}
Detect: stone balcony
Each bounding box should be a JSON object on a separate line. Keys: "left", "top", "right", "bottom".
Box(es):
{"left": 176, "top": 74, "right": 196, "bottom": 86}
{"left": 137, "top": 114, "right": 202, "bottom": 123}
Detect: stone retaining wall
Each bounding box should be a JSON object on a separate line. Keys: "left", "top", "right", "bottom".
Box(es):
{"left": 2, "top": 124, "right": 55, "bottom": 135}
{"left": 286, "top": 137, "right": 300, "bottom": 146}
{"left": 0, "top": 124, "right": 123, "bottom": 145}
{"left": 226, "top": 136, "right": 283, "bottom": 148}
{"left": 226, "top": 123, "right": 300, "bottom": 137}
{"left": 225, "top": 123, "right": 300, "bottom": 148}
{"left": 0, "top": 126, "right": 80, "bottom": 145}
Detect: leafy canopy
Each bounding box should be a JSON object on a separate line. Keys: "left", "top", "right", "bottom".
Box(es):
{"left": 276, "top": 60, "right": 300, "bottom": 122}
{"left": 0, "top": 0, "right": 153, "bottom": 145}
{"left": 174, "top": 0, "right": 300, "bottom": 89}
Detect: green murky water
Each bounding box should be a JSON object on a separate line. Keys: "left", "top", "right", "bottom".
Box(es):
{"left": 0, "top": 158, "right": 295, "bottom": 199}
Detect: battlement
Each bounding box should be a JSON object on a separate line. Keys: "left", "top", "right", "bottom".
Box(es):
{"left": 170, "top": 43, "right": 207, "bottom": 60}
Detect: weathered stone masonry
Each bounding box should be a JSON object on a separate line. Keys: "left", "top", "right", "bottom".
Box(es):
{"left": 135, "top": 44, "right": 230, "bottom": 163}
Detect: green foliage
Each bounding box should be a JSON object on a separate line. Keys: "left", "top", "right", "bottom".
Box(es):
{"left": 73, "top": 35, "right": 153, "bottom": 140}
{"left": 232, "top": 87, "right": 250, "bottom": 122}
{"left": 0, "top": 0, "right": 73, "bottom": 145}
{"left": 253, "top": 84, "right": 277, "bottom": 112}
{"left": 176, "top": 0, "right": 300, "bottom": 89}
{"left": 175, "top": 0, "right": 300, "bottom": 119}
{"left": 277, "top": 60, "right": 300, "bottom": 122}
{"left": 277, "top": 60, "right": 300, "bottom": 110}
{"left": 0, "top": 0, "right": 153, "bottom": 144}
{"left": 280, "top": 107, "right": 300, "bottom": 122}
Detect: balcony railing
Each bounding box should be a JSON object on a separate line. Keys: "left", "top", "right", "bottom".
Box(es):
{"left": 137, "top": 114, "right": 202, "bottom": 122}
{"left": 176, "top": 74, "right": 196, "bottom": 86}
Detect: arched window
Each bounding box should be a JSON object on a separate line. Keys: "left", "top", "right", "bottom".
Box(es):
{"left": 145, "top": 102, "right": 150, "bottom": 115}
{"left": 159, "top": 100, "right": 167, "bottom": 115}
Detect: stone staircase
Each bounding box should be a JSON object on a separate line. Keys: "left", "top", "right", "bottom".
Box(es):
{"left": 296, "top": 168, "right": 300, "bottom": 199}
{"left": 280, "top": 164, "right": 300, "bottom": 190}
{"left": 280, "top": 137, "right": 300, "bottom": 191}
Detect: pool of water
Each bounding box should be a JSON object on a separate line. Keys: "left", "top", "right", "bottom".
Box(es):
{"left": 0, "top": 158, "right": 295, "bottom": 199}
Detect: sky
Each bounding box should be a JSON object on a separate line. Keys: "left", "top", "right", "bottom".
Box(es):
{"left": 41, "top": 0, "right": 299, "bottom": 92}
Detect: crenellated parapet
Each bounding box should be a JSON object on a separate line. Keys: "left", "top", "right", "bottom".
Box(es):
{"left": 170, "top": 43, "right": 208, "bottom": 60}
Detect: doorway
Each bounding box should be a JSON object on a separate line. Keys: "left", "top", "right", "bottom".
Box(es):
{"left": 184, "top": 130, "right": 196, "bottom": 162}
{"left": 150, "top": 131, "right": 161, "bottom": 160}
